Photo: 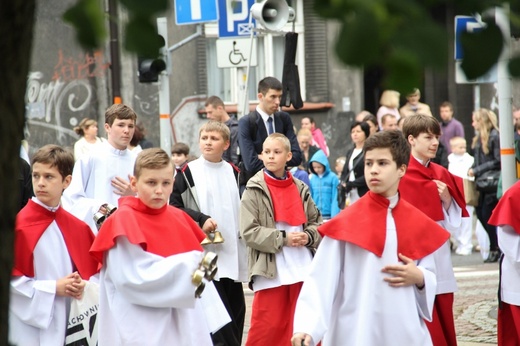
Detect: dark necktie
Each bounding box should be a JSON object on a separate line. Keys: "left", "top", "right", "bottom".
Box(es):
{"left": 267, "top": 117, "right": 274, "bottom": 135}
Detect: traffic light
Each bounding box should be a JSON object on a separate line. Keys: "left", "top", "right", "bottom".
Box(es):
{"left": 137, "top": 57, "right": 166, "bottom": 83}
{"left": 137, "top": 35, "right": 167, "bottom": 83}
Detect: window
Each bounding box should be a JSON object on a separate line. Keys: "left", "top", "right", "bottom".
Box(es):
{"left": 204, "top": 0, "right": 306, "bottom": 105}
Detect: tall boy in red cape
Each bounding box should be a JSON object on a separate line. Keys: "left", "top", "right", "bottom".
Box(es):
{"left": 400, "top": 114, "right": 468, "bottom": 346}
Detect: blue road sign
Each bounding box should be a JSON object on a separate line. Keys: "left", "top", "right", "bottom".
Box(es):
{"left": 218, "top": 0, "right": 255, "bottom": 37}
{"left": 454, "top": 16, "right": 485, "bottom": 60}
{"left": 175, "top": 0, "right": 218, "bottom": 25}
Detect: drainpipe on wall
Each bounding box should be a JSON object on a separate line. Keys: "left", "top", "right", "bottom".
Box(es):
{"left": 108, "top": 0, "right": 122, "bottom": 104}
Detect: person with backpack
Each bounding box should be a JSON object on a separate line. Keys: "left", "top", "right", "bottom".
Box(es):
{"left": 237, "top": 77, "right": 301, "bottom": 193}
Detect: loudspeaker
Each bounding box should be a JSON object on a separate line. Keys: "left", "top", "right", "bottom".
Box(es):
{"left": 251, "top": 0, "right": 294, "bottom": 31}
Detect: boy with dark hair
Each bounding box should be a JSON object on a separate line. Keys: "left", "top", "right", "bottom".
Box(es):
{"left": 63, "top": 103, "right": 138, "bottom": 233}
{"left": 169, "top": 121, "right": 247, "bottom": 346}
{"left": 205, "top": 95, "right": 240, "bottom": 165}
{"left": 240, "top": 133, "right": 322, "bottom": 345}
{"left": 292, "top": 131, "right": 450, "bottom": 346}
{"left": 400, "top": 114, "right": 468, "bottom": 346}
{"left": 237, "top": 76, "right": 301, "bottom": 192}
{"left": 10, "top": 145, "right": 98, "bottom": 345}
{"left": 91, "top": 148, "right": 229, "bottom": 345}
{"left": 171, "top": 142, "right": 190, "bottom": 172}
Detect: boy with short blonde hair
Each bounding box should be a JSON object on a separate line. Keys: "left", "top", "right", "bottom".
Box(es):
{"left": 170, "top": 121, "right": 247, "bottom": 346}
{"left": 91, "top": 148, "right": 228, "bottom": 345}
{"left": 292, "top": 131, "right": 449, "bottom": 346}
{"left": 10, "top": 145, "right": 98, "bottom": 346}
{"left": 241, "top": 133, "right": 322, "bottom": 345}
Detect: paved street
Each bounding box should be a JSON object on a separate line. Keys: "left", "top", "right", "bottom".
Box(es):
{"left": 241, "top": 250, "right": 500, "bottom": 345}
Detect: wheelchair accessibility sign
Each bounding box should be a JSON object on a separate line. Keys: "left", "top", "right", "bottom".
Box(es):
{"left": 216, "top": 38, "right": 257, "bottom": 68}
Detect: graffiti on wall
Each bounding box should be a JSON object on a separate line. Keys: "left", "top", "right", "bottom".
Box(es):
{"left": 25, "top": 49, "right": 109, "bottom": 149}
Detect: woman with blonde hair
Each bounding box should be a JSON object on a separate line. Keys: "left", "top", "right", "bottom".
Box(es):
{"left": 73, "top": 118, "right": 105, "bottom": 161}
{"left": 468, "top": 108, "right": 501, "bottom": 262}
{"left": 376, "top": 90, "right": 400, "bottom": 129}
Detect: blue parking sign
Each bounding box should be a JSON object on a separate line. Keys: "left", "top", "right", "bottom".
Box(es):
{"left": 218, "top": 0, "right": 256, "bottom": 37}
{"left": 454, "top": 16, "right": 485, "bottom": 60}
{"left": 175, "top": 0, "right": 218, "bottom": 25}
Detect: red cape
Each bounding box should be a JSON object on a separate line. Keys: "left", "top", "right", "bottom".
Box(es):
{"left": 489, "top": 180, "right": 520, "bottom": 234}
{"left": 264, "top": 171, "right": 307, "bottom": 226}
{"left": 400, "top": 156, "right": 468, "bottom": 221}
{"left": 318, "top": 191, "right": 450, "bottom": 260}
{"left": 13, "top": 200, "right": 98, "bottom": 279}
{"left": 90, "top": 197, "right": 206, "bottom": 264}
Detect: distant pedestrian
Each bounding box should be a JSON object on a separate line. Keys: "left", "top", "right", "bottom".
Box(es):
{"left": 399, "top": 88, "right": 432, "bottom": 118}
{"left": 439, "top": 102, "right": 464, "bottom": 154}
{"left": 205, "top": 95, "right": 240, "bottom": 165}
{"left": 376, "top": 90, "right": 400, "bottom": 130}
{"left": 301, "top": 116, "right": 330, "bottom": 156}
{"left": 73, "top": 117, "right": 106, "bottom": 161}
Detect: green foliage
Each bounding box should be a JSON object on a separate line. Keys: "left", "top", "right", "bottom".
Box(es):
{"left": 315, "top": 0, "right": 448, "bottom": 92}
{"left": 459, "top": 20, "right": 503, "bottom": 80}
{"left": 63, "top": 0, "right": 106, "bottom": 48}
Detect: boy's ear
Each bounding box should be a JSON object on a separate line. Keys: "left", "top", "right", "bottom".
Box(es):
{"left": 104, "top": 123, "right": 111, "bottom": 133}
{"left": 286, "top": 151, "right": 293, "bottom": 162}
{"left": 407, "top": 134, "right": 415, "bottom": 146}
{"left": 397, "top": 164, "right": 407, "bottom": 178}
{"left": 62, "top": 175, "right": 72, "bottom": 190}
{"left": 130, "top": 175, "right": 138, "bottom": 193}
{"left": 224, "top": 139, "right": 230, "bottom": 151}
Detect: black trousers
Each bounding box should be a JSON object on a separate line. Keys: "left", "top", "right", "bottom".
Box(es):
{"left": 475, "top": 191, "right": 499, "bottom": 251}
{"left": 211, "top": 278, "right": 246, "bottom": 346}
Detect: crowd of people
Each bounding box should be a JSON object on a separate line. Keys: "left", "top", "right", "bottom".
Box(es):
{"left": 9, "top": 77, "right": 520, "bottom": 345}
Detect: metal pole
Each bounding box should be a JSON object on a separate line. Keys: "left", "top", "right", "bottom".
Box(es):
{"left": 108, "top": 0, "right": 122, "bottom": 104}
{"left": 495, "top": 5, "right": 515, "bottom": 192}
{"left": 157, "top": 17, "right": 172, "bottom": 155}
{"left": 238, "top": 13, "right": 255, "bottom": 119}
{"left": 473, "top": 85, "right": 480, "bottom": 111}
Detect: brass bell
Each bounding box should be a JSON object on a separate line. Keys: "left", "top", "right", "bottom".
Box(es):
{"left": 212, "top": 231, "right": 225, "bottom": 244}
{"left": 201, "top": 252, "right": 218, "bottom": 269}
{"left": 93, "top": 212, "right": 106, "bottom": 226}
{"left": 105, "top": 204, "right": 117, "bottom": 216}
{"left": 201, "top": 235, "right": 212, "bottom": 246}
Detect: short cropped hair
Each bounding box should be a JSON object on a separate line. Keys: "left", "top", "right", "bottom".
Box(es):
{"left": 74, "top": 118, "right": 97, "bottom": 136}
{"left": 363, "top": 130, "right": 410, "bottom": 168}
{"left": 363, "top": 114, "right": 378, "bottom": 128}
{"left": 302, "top": 116, "right": 315, "bottom": 124}
{"left": 402, "top": 114, "right": 441, "bottom": 138}
{"left": 205, "top": 95, "right": 225, "bottom": 108}
{"left": 381, "top": 114, "right": 397, "bottom": 125}
{"left": 440, "top": 101, "right": 453, "bottom": 111}
{"left": 171, "top": 142, "right": 190, "bottom": 156}
{"left": 134, "top": 148, "right": 172, "bottom": 179}
{"left": 450, "top": 136, "right": 466, "bottom": 148}
{"left": 297, "top": 128, "right": 312, "bottom": 140}
{"left": 105, "top": 104, "right": 137, "bottom": 126}
{"left": 350, "top": 121, "right": 371, "bottom": 139}
{"left": 264, "top": 133, "right": 291, "bottom": 153}
{"left": 199, "top": 120, "right": 230, "bottom": 143}
{"left": 31, "top": 144, "right": 74, "bottom": 180}
{"left": 258, "top": 77, "right": 282, "bottom": 95}
{"left": 406, "top": 88, "right": 420, "bottom": 98}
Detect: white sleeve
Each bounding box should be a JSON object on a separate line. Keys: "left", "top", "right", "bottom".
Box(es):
{"left": 414, "top": 253, "right": 438, "bottom": 322}
{"left": 441, "top": 197, "right": 462, "bottom": 232}
{"left": 293, "top": 237, "right": 343, "bottom": 346}
{"left": 62, "top": 157, "right": 105, "bottom": 234}
{"left": 498, "top": 225, "right": 520, "bottom": 263}
{"left": 105, "top": 236, "right": 203, "bottom": 309}
{"left": 10, "top": 276, "right": 56, "bottom": 329}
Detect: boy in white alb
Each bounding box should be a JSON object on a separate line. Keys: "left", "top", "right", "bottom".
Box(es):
{"left": 170, "top": 121, "right": 247, "bottom": 346}
{"left": 63, "top": 104, "right": 138, "bottom": 233}
{"left": 448, "top": 136, "right": 475, "bottom": 255}
{"left": 292, "top": 131, "right": 450, "bottom": 346}
{"left": 90, "top": 148, "right": 229, "bottom": 345}
{"left": 489, "top": 180, "right": 520, "bottom": 344}
{"left": 10, "top": 145, "right": 98, "bottom": 346}
{"left": 400, "top": 115, "right": 468, "bottom": 346}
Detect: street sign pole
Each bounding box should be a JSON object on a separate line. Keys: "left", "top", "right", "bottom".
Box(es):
{"left": 157, "top": 17, "right": 172, "bottom": 156}
{"left": 495, "top": 6, "right": 515, "bottom": 193}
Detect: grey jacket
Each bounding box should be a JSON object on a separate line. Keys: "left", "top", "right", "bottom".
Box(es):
{"left": 239, "top": 170, "right": 322, "bottom": 287}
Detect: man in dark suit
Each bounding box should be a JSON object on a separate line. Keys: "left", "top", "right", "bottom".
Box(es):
{"left": 237, "top": 77, "right": 301, "bottom": 189}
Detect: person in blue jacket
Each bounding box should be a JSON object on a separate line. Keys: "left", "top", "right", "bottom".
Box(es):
{"left": 308, "top": 150, "right": 340, "bottom": 220}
